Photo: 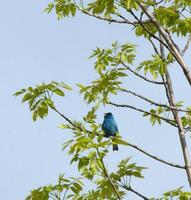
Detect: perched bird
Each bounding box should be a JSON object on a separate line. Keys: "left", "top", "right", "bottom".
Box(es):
{"left": 102, "top": 112, "right": 119, "bottom": 151}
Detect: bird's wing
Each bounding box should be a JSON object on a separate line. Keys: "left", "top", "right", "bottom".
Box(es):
{"left": 102, "top": 119, "right": 115, "bottom": 135}
{"left": 102, "top": 122, "right": 106, "bottom": 131}
{"left": 114, "top": 120, "right": 119, "bottom": 133}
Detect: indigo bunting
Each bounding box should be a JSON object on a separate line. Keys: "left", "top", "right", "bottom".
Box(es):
{"left": 102, "top": 112, "right": 119, "bottom": 151}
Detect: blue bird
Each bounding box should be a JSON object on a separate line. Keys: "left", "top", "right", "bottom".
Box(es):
{"left": 102, "top": 112, "right": 119, "bottom": 151}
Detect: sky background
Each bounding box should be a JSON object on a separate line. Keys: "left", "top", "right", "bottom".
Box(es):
{"left": 1, "top": 0, "right": 191, "bottom": 199}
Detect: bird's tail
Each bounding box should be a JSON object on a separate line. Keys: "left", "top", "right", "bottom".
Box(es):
{"left": 113, "top": 144, "right": 119, "bottom": 151}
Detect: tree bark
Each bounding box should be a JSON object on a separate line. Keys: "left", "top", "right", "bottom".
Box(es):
{"left": 159, "top": 35, "right": 191, "bottom": 187}
{"left": 165, "top": 71, "right": 191, "bottom": 187}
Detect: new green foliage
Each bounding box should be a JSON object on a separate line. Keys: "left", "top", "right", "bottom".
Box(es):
{"left": 15, "top": 0, "right": 191, "bottom": 199}
{"left": 25, "top": 175, "right": 84, "bottom": 200}
{"left": 14, "top": 81, "right": 71, "bottom": 121}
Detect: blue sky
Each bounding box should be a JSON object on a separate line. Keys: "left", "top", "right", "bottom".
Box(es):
{"left": 1, "top": 0, "right": 191, "bottom": 199}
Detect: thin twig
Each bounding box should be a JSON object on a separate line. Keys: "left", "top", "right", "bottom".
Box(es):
{"left": 121, "top": 61, "right": 164, "bottom": 85}
{"left": 155, "top": 0, "right": 165, "bottom": 5}
{"left": 148, "top": 37, "right": 161, "bottom": 56}
{"left": 120, "top": 88, "right": 188, "bottom": 113}
{"left": 123, "top": 185, "right": 149, "bottom": 200}
{"left": 109, "top": 101, "right": 177, "bottom": 127}
{"left": 78, "top": 5, "right": 152, "bottom": 27}
{"left": 167, "top": 30, "right": 181, "bottom": 53}
{"left": 127, "top": 142, "right": 185, "bottom": 169}
{"left": 53, "top": 107, "right": 83, "bottom": 131}
{"left": 78, "top": 8, "right": 132, "bottom": 25}
{"left": 161, "top": 75, "right": 170, "bottom": 100}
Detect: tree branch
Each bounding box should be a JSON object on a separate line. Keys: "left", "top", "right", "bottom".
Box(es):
{"left": 159, "top": 35, "right": 191, "bottom": 187}
{"left": 148, "top": 37, "right": 161, "bottom": 56}
{"left": 53, "top": 107, "right": 83, "bottom": 131}
{"left": 120, "top": 88, "right": 188, "bottom": 113}
{"left": 77, "top": 6, "right": 150, "bottom": 26}
{"left": 127, "top": 142, "right": 185, "bottom": 169}
{"left": 109, "top": 101, "right": 177, "bottom": 127}
{"left": 78, "top": 8, "right": 133, "bottom": 25}
{"left": 166, "top": 70, "right": 191, "bottom": 187}
{"left": 166, "top": 30, "right": 181, "bottom": 53}
{"left": 121, "top": 61, "right": 164, "bottom": 85}
{"left": 122, "top": 185, "right": 149, "bottom": 200}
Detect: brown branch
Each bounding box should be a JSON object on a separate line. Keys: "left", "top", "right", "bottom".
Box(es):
{"left": 53, "top": 107, "right": 83, "bottom": 131}
{"left": 121, "top": 62, "right": 164, "bottom": 85}
{"left": 120, "top": 88, "right": 188, "bottom": 113}
{"left": 166, "top": 70, "right": 191, "bottom": 187}
{"left": 122, "top": 185, "right": 149, "bottom": 200}
{"left": 78, "top": 8, "right": 133, "bottom": 25}
{"left": 127, "top": 142, "right": 185, "bottom": 169}
{"left": 78, "top": 6, "right": 152, "bottom": 27}
{"left": 148, "top": 37, "right": 161, "bottom": 56}
{"left": 161, "top": 74, "right": 172, "bottom": 108}
{"left": 109, "top": 101, "right": 177, "bottom": 127}
{"left": 159, "top": 35, "right": 191, "bottom": 187}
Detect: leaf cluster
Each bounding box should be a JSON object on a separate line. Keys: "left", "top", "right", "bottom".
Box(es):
{"left": 25, "top": 174, "right": 84, "bottom": 200}
{"left": 44, "top": 0, "right": 76, "bottom": 19}
{"left": 77, "top": 42, "right": 136, "bottom": 104}
{"left": 154, "top": 5, "right": 191, "bottom": 36}
{"left": 137, "top": 55, "right": 167, "bottom": 79}
{"left": 14, "top": 81, "right": 71, "bottom": 121}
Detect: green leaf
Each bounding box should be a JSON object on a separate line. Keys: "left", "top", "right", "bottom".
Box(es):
{"left": 59, "top": 124, "right": 70, "bottom": 129}
{"left": 70, "top": 5, "right": 76, "bottom": 16}
{"left": 164, "top": 186, "right": 183, "bottom": 196}
{"left": 22, "top": 93, "right": 32, "bottom": 103}
{"left": 73, "top": 182, "right": 82, "bottom": 192}
{"left": 44, "top": 3, "right": 54, "bottom": 14}
{"left": 51, "top": 88, "right": 65, "bottom": 96}
{"left": 70, "top": 186, "right": 79, "bottom": 194}
{"left": 37, "top": 103, "right": 48, "bottom": 119}
{"left": 32, "top": 110, "right": 38, "bottom": 121}
{"left": 78, "top": 157, "right": 89, "bottom": 170}
{"left": 61, "top": 82, "right": 72, "bottom": 91}
{"left": 176, "top": 101, "right": 184, "bottom": 107}
{"left": 14, "top": 89, "right": 26, "bottom": 96}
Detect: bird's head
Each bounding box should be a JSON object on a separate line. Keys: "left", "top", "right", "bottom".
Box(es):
{"left": 104, "top": 112, "right": 113, "bottom": 118}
